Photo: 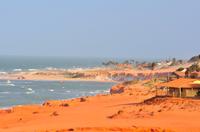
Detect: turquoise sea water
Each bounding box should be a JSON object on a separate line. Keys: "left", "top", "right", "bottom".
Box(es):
{"left": 0, "top": 56, "right": 152, "bottom": 72}
{"left": 0, "top": 56, "right": 116, "bottom": 108}
{"left": 0, "top": 80, "right": 114, "bottom": 108}
{"left": 0, "top": 56, "right": 106, "bottom": 72}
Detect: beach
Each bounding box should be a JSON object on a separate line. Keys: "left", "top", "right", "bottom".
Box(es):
{"left": 1, "top": 0, "right": 199, "bottom": 131}
{"left": 0, "top": 59, "right": 198, "bottom": 131}
{"left": 0, "top": 66, "right": 181, "bottom": 82}
{"left": 1, "top": 80, "right": 200, "bottom": 131}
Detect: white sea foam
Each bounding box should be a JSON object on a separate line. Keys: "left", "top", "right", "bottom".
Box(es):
{"left": 0, "top": 72, "right": 7, "bottom": 75}
{"left": 2, "top": 80, "right": 16, "bottom": 87}
{"left": 27, "top": 88, "right": 33, "bottom": 91}
{"left": 89, "top": 90, "right": 108, "bottom": 94}
{"left": 28, "top": 69, "right": 38, "bottom": 71}
{"left": 45, "top": 67, "right": 58, "bottom": 70}
{"left": 89, "top": 91, "right": 95, "bottom": 94}
{"left": 103, "top": 90, "right": 110, "bottom": 93}
{"left": 7, "top": 84, "right": 15, "bottom": 87}
{"left": 13, "top": 69, "right": 22, "bottom": 72}
{"left": 26, "top": 87, "right": 35, "bottom": 94}
{"left": 26, "top": 91, "right": 35, "bottom": 94}
{"left": 6, "top": 80, "right": 11, "bottom": 84}
{"left": 65, "top": 90, "right": 71, "bottom": 93}
{"left": 49, "top": 89, "right": 54, "bottom": 92}
{"left": 94, "top": 90, "right": 101, "bottom": 93}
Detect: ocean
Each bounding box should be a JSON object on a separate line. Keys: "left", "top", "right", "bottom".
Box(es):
{"left": 0, "top": 56, "right": 108, "bottom": 72}
{"left": 0, "top": 56, "right": 116, "bottom": 108}
{"left": 0, "top": 80, "right": 114, "bottom": 108}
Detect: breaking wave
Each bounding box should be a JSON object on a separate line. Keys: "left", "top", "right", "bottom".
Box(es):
{"left": 49, "top": 89, "right": 54, "bottom": 92}
{"left": 0, "top": 91, "right": 10, "bottom": 94}
{"left": 13, "top": 69, "right": 22, "bottom": 72}
{"left": 26, "top": 91, "right": 35, "bottom": 94}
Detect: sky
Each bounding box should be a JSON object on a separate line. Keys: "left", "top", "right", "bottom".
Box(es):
{"left": 0, "top": 0, "right": 199, "bottom": 59}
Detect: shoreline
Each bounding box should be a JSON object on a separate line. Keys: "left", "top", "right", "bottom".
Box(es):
{"left": 1, "top": 79, "right": 200, "bottom": 131}
{"left": 0, "top": 66, "right": 182, "bottom": 83}
{"left": 1, "top": 65, "right": 200, "bottom": 131}
{"left": 0, "top": 78, "right": 115, "bottom": 109}
{"left": 0, "top": 78, "right": 116, "bottom": 83}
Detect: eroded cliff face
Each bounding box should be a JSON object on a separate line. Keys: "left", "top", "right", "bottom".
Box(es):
{"left": 110, "top": 80, "right": 157, "bottom": 98}
{"left": 110, "top": 83, "right": 126, "bottom": 94}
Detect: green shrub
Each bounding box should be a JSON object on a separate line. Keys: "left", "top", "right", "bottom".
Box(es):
{"left": 176, "top": 67, "right": 184, "bottom": 71}
{"left": 122, "top": 80, "right": 139, "bottom": 85}
{"left": 188, "top": 63, "right": 200, "bottom": 72}
{"left": 197, "top": 91, "right": 200, "bottom": 96}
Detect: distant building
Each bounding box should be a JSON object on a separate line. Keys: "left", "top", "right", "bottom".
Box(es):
{"left": 157, "top": 78, "right": 200, "bottom": 97}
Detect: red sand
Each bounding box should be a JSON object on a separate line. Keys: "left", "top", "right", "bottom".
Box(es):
{"left": 1, "top": 81, "right": 200, "bottom": 132}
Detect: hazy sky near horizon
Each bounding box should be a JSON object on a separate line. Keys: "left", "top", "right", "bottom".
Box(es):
{"left": 0, "top": 0, "right": 199, "bottom": 59}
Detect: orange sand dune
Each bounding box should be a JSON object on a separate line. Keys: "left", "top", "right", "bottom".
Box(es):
{"left": 1, "top": 81, "right": 200, "bottom": 132}
{"left": 0, "top": 94, "right": 172, "bottom": 132}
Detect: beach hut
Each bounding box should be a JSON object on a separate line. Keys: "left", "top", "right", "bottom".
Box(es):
{"left": 157, "top": 78, "right": 200, "bottom": 97}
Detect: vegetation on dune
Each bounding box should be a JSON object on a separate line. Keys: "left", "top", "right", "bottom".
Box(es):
{"left": 185, "top": 63, "right": 200, "bottom": 78}
{"left": 102, "top": 60, "right": 134, "bottom": 69}
{"left": 188, "top": 54, "right": 200, "bottom": 62}
{"left": 170, "top": 58, "right": 177, "bottom": 66}
{"left": 102, "top": 57, "right": 186, "bottom": 71}
{"left": 65, "top": 72, "right": 85, "bottom": 78}
{"left": 151, "top": 62, "right": 157, "bottom": 70}
{"left": 197, "top": 91, "right": 200, "bottom": 96}
{"left": 102, "top": 61, "right": 119, "bottom": 66}
{"left": 188, "top": 63, "right": 200, "bottom": 72}
{"left": 176, "top": 67, "right": 185, "bottom": 71}
{"left": 122, "top": 80, "right": 139, "bottom": 86}
{"left": 102, "top": 60, "right": 135, "bottom": 66}
{"left": 170, "top": 58, "right": 184, "bottom": 66}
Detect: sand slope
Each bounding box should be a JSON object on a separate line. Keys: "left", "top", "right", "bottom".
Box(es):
{"left": 0, "top": 81, "right": 200, "bottom": 131}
